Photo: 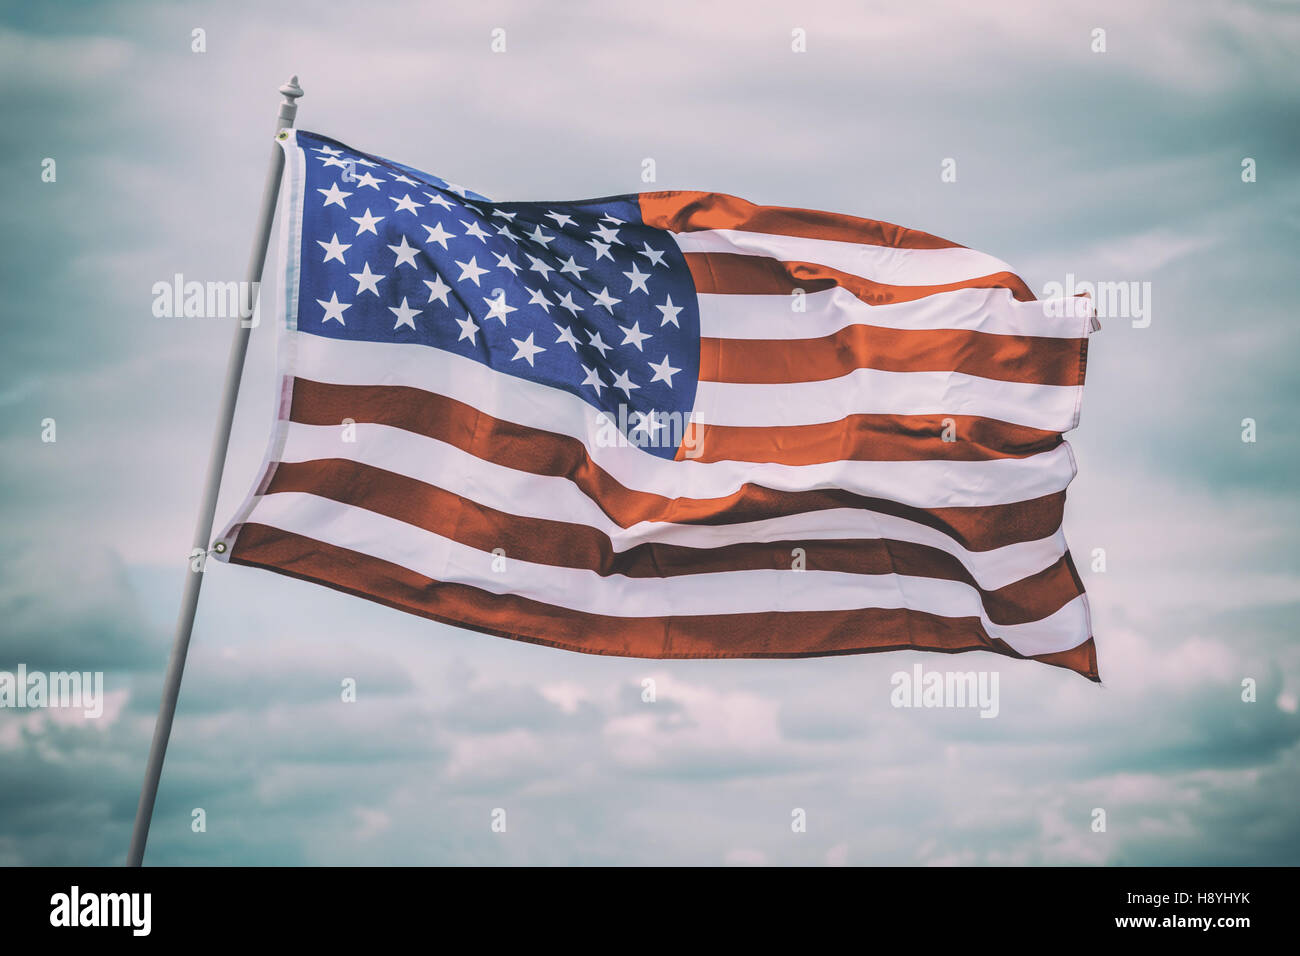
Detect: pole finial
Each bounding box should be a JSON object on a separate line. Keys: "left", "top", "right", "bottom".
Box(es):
{"left": 279, "top": 75, "right": 304, "bottom": 102}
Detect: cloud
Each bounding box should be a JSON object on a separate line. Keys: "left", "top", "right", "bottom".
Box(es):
{"left": 0, "top": 542, "right": 161, "bottom": 670}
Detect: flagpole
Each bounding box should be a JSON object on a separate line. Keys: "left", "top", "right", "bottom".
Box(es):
{"left": 126, "top": 76, "right": 303, "bottom": 867}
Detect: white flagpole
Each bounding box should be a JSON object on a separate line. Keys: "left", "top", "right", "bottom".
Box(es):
{"left": 126, "top": 76, "right": 303, "bottom": 867}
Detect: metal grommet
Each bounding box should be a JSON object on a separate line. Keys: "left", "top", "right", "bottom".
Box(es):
{"left": 212, "top": 541, "right": 227, "bottom": 554}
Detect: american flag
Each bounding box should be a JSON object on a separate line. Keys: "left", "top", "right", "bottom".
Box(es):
{"left": 215, "top": 129, "right": 1099, "bottom": 680}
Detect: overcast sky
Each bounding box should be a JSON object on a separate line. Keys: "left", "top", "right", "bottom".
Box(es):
{"left": 1, "top": 0, "right": 1298, "bottom": 865}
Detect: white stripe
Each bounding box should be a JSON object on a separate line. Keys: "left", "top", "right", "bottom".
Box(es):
{"left": 274, "top": 420, "right": 1068, "bottom": 591}
{"left": 673, "top": 228, "right": 1015, "bottom": 287}
{"left": 698, "top": 287, "right": 1094, "bottom": 341}
{"left": 293, "top": 334, "right": 1079, "bottom": 507}
{"left": 694, "top": 370, "right": 1080, "bottom": 432}
{"left": 240, "top": 491, "right": 1091, "bottom": 656}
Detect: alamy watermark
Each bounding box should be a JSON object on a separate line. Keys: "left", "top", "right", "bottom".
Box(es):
{"left": 50, "top": 886, "right": 150, "bottom": 936}
{"left": 1041, "top": 273, "right": 1151, "bottom": 328}
{"left": 890, "top": 664, "right": 999, "bottom": 718}
{"left": 593, "top": 404, "right": 703, "bottom": 457}
{"left": 152, "top": 273, "right": 261, "bottom": 327}
{"left": 0, "top": 664, "right": 104, "bottom": 718}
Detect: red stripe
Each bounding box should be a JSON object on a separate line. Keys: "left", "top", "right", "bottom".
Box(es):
{"left": 700, "top": 326, "right": 1085, "bottom": 387}
{"left": 262, "top": 457, "right": 1084, "bottom": 626}
{"left": 287, "top": 378, "right": 1067, "bottom": 551}
{"left": 229, "top": 522, "right": 1100, "bottom": 680}
{"left": 686, "top": 252, "right": 1036, "bottom": 304}
{"left": 639, "top": 190, "right": 964, "bottom": 250}
{"left": 677, "top": 416, "right": 1061, "bottom": 464}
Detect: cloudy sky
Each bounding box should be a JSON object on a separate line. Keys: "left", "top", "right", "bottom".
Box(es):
{"left": 1, "top": 0, "right": 1298, "bottom": 865}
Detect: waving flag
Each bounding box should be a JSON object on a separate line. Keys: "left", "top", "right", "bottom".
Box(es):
{"left": 215, "top": 129, "right": 1099, "bottom": 680}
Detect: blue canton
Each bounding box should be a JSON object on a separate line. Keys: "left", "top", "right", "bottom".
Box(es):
{"left": 293, "top": 130, "right": 701, "bottom": 460}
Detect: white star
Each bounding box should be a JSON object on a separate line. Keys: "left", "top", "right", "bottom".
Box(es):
{"left": 392, "top": 174, "right": 419, "bottom": 186}
{"left": 495, "top": 221, "right": 520, "bottom": 241}
{"left": 317, "top": 291, "right": 350, "bottom": 324}
{"left": 423, "top": 191, "right": 455, "bottom": 210}
{"left": 648, "top": 354, "right": 681, "bottom": 387}
{"left": 527, "top": 255, "right": 555, "bottom": 280}
{"left": 315, "top": 145, "right": 343, "bottom": 156}
{"left": 587, "top": 238, "right": 613, "bottom": 262}
{"left": 511, "top": 331, "right": 547, "bottom": 367}
{"left": 592, "top": 287, "right": 622, "bottom": 314}
{"left": 460, "top": 220, "right": 491, "bottom": 243}
{"left": 483, "top": 292, "right": 518, "bottom": 325}
{"left": 349, "top": 262, "right": 385, "bottom": 296}
{"left": 421, "top": 222, "right": 456, "bottom": 249}
{"left": 553, "top": 323, "right": 580, "bottom": 351}
{"left": 455, "top": 256, "right": 489, "bottom": 286}
{"left": 601, "top": 213, "right": 625, "bottom": 225}
{"left": 388, "top": 235, "right": 420, "bottom": 269}
{"left": 611, "top": 369, "right": 639, "bottom": 397}
{"left": 592, "top": 222, "right": 621, "bottom": 244}
{"left": 556, "top": 291, "right": 583, "bottom": 316}
{"left": 546, "top": 211, "right": 575, "bottom": 229}
{"left": 624, "top": 263, "right": 651, "bottom": 294}
{"left": 637, "top": 241, "right": 668, "bottom": 268}
{"left": 526, "top": 287, "right": 552, "bottom": 313}
{"left": 587, "top": 331, "right": 612, "bottom": 357}
{"left": 631, "top": 411, "right": 665, "bottom": 438}
{"left": 580, "top": 364, "right": 605, "bottom": 396}
{"left": 656, "top": 294, "right": 683, "bottom": 327}
{"left": 455, "top": 315, "right": 480, "bottom": 344}
{"left": 353, "top": 171, "right": 383, "bottom": 190}
{"left": 492, "top": 209, "right": 518, "bottom": 220}
{"left": 493, "top": 251, "right": 521, "bottom": 275}
{"left": 318, "top": 154, "right": 349, "bottom": 170}
{"left": 391, "top": 193, "right": 423, "bottom": 215}
{"left": 526, "top": 225, "right": 555, "bottom": 247}
{"left": 350, "top": 208, "right": 384, "bottom": 236}
{"left": 353, "top": 157, "right": 379, "bottom": 167}
{"left": 620, "top": 321, "right": 653, "bottom": 351}
{"left": 445, "top": 182, "right": 469, "bottom": 197}
{"left": 318, "top": 182, "right": 352, "bottom": 208}
{"left": 558, "top": 256, "right": 588, "bottom": 278}
{"left": 389, "top": 296, "right": 421, "bottom": 330}
{"left": 422, "top": 274, "right": 452, "bottom": 306}
{"left": 318, "top": 233, "right": 351, "bottom": 264}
